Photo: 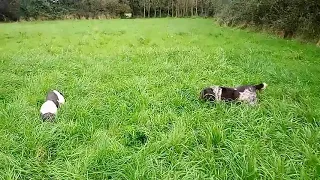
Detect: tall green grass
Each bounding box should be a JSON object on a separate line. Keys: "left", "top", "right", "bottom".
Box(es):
{"left": 0, "top": 18, "right": 319, "bottom": 179}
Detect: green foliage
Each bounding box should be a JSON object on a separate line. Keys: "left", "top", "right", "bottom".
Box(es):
{"left": 1, "top": 0, "right": 319, "bottom": 40}
{"left": 0, "top": 0, "right": 20, "bottom": 21}
{"left": 217, "top": 0, "right": 320, "bottom": 39}
{"left": 2, "top": 0, "right": 133, "bottom": 20}
{"left": 20, "top": 0, "right": 67, "bottom": 19}
{"left": 1, "top": 18, "right": 320, "bottom": 179}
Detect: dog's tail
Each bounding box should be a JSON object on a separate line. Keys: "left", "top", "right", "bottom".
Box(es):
{"left": 254, "top": 83, "right": 267, "bottom": 90}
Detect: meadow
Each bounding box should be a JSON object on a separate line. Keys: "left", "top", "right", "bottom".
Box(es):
{"left": 0, "top": 18, "right": 319, "bottom": 179}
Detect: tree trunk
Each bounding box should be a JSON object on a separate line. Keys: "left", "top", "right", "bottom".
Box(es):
{"left": 154, "top": 8, "right": 157, "bottom": 17}
{"left": 160, "top": 8, "right": 162, "bottom": 17}
{"left": 176, "top": 2, "right": 178, "bottom": 17}
{"left": 184, "top": 0, "right": 187, "bottom": 16}
{"left": 144, "top": 0, "right": 146, "bottom": 18}
{"left": 131, "top": 0, "right": 134, "bottom": 17}
{"left": 148, "top": 0, "right": 150, "bottom": 18}
{"left": 168, "top": 0, "right": 170, "bottom": 17}
{"left": 201, "top": 0, "right": 204, "bottom": 16}
{"left": 172, "top": 0, "right": 174, "bottom": 17}
{"left": 204, "top": 1, "right": 207, "bottom": 17}
{"left": 191, "top": 2, "right": 193, "bottom": 17}
{"left": 195, "top": 0, "right": 198, "bottom": 16}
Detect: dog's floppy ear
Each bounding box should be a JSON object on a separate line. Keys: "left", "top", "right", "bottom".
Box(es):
{"left": 254, "top": 83, "right": 267, "bottom": 91}
{"left": 59, "top": 91, "right": 65, "bottom": 101}
{"left": 52, "top": 90, "right": 66, "bottom": 104}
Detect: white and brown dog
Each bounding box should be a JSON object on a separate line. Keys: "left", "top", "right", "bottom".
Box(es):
{"left": 40, "top": 90, "right": 65, "bottom": 121}
{"left": 200, "top": 83, "right": 267, "bottom": 105}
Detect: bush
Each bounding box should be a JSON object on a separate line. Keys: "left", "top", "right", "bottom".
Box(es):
{"left": 1, "top": 0, "right": 133, "bottom": 21}
{"left": 217, "top": 0, "right": 320, "bottom": 40}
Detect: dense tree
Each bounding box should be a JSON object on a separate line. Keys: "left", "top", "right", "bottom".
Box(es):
{"left": 0, "top": 0, "right": 20, "bottom": 21}
{"left": 217, "top": 0, "right": 320, "bottom": 39}
{"left": 0, "top": 0, "right": 319, "bottom": 40}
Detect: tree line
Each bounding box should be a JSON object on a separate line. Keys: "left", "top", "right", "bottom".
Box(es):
{"left": 1, "top": 0, "right": 320, "bottom": 40}
{"left": 0, "top": 0, "right": 218, "bottom": 20}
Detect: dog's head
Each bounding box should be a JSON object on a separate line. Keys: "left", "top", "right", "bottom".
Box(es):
{"left": 200, "top": 87, "right": 219, "bottom": 102}
{"left": 53, "top": 90, "right": 65, "bottom": 105}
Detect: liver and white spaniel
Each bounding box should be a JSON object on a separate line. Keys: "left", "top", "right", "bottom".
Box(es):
{"left": 40, "top": 90, "right": 65, "bottom": 121}
{"left": 200, "top": 83, "right": 267, "bottom": 105}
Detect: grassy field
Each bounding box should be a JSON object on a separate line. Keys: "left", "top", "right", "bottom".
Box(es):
{"left": 0, "top": 18, "right": 320, "bottom": 179}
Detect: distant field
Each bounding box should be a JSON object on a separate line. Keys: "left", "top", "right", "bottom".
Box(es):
{"left": 0, "top": 18, "right": 319, "bottom": 179}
